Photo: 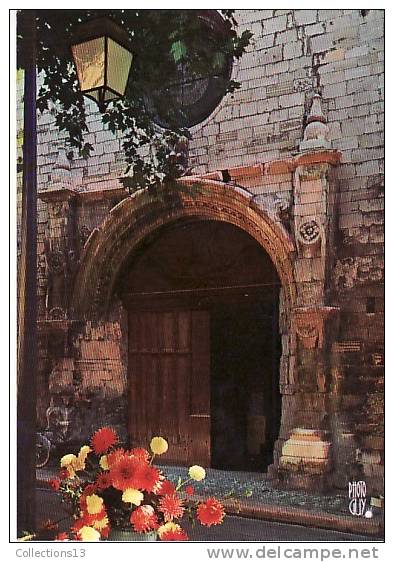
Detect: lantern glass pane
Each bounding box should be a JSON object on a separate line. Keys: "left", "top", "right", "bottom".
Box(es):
{"left": 72, "top": 37, "right": 105, "bottom": 92}
{"left": 107, "top": 38, "right": 133, "bottom": 97}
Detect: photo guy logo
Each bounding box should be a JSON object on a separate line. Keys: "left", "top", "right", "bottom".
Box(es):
{"left": 348, "top": 480, "right": 367, "bottom": 516}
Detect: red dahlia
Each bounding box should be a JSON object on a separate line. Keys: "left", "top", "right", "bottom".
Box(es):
{"left": 130, "top": 505, "right": 159, "bottom": 533}
{"left": 96, "top": 472, "right": 112, "bottom": 490}
{"left": 91, "top": 427, "right": 118, "bottom": 454}
{"left": 158, "top": 479, "right": 176, "bottom": 496}
{"left": 197, "top": 498, "right": 225, "bottom": 527}
{"left": 107, "top": 448, "right": 126, "bottom": 469}
{"left": 160, "top": 528, "right": 189, "bottom": 541}
{"left": 129, "top": 447, "right": 150, "bottom": 462}
{"left": 135, "top": 463, "right": 161, "bottom": 492}
{"left": 159, "top": 494, "right": 184, "bottom": 522}
{"left": 110, "top": 455, "right": 142, "bottom": 491}
{"left": 49, "top": 478, "right": 61, "bottom": 491}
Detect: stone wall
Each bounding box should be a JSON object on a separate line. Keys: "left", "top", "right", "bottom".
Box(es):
{"left": 16, "top": 9, "right": 384, "bottom": 493}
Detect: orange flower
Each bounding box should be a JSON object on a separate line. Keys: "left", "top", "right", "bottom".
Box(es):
{"left": 91, "top": 427, "right": 118, "bottom": 455}
{"left": 197, "top": 498, "right": 225, "bottom": 527}
{"left": 130, "top": 505, "right": 159, "bottom": 533}
{"left": 158, "top": 494, "right": 184, "bottom": 522}
{"left": 160, "top": 527, "right": 188, "bottom": 541}
{"left": 110, "top": 456, "right": 142, "bottom": 491}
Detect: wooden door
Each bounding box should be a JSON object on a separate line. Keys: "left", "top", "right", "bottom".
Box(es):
{"left": 128, "top": 308, "right": 210, "bottom": 466}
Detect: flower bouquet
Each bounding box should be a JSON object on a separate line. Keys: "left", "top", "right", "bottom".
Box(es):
{"left": 49, "top": 427, "right": 225, "bottom": 541}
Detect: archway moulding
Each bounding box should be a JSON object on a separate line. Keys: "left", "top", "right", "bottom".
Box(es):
{"left": 71, "top": 178, "right": 297, "bottom": 318}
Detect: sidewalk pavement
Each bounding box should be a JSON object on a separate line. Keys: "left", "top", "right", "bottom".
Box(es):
{"left": 36, "top": 464, "right": 383, "bottom": 539}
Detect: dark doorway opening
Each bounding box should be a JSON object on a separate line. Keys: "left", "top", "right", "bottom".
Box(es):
{"left": 117, "top": 219, "right": 283, "bottom": 470}
{"left": 210, "top": 295, "right": 281, "bottom": 472}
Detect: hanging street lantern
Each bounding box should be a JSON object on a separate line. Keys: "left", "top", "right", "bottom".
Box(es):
{"left": 70, "top": 16, "right": 133, "bottom": 111}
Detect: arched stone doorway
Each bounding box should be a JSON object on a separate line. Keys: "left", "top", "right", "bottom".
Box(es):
{"left": 71, "top": 179, "right": 297, "bottom": 475}
{"left": 115, "top": 219, "right": 282, "bottom": 470}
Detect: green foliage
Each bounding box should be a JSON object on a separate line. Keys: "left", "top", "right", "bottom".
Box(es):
{"left": 17, "top": 9, "right": 252, "bottom": 193}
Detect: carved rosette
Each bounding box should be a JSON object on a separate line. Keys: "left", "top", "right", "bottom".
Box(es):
{"left": 296, "top": 217, "right": 323, "bottom": 258}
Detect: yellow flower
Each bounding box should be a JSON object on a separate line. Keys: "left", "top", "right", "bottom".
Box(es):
{"left": 150, "top": 436, "right": 168, "bottom": 455}
{"left": 122, "top": 488, "right": 144, "bottom": 506}
{"left": 157, "top": 522, "right": 181, "bottom": 538}
{"left": 99, "top": 455, "right": 109, "bottom": 471}
{"left": 78, "top": 526, "right": 101, "bottom": 541}
{"left": 66, "top": 466, "right": 76, "bottom": 479}
{"left": 93, "top": 515, "right": 109, "bottom": 531}
{"left": 79, "top": 445, "right": 91, "bottom": 462}
{"left": 188, "top": 465, "right": 206, "bottom": 481}
{"left": 18, "top": 534, "right": 35, "bottom": 542}
{"left": 86, "top": 494, "right": 104, "bottom": 515}
{"left": 60, "top": 454, "right": 77, "bottom": 468}
{"left": 74, "top": 445, "right": 91, "bottom": 471}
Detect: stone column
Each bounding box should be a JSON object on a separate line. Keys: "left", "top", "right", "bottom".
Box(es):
{"left": 275, "top": 93, "right": 342, "bottom": 490}
{"left": 39, "top": 187, "right": 78, "bottom": 320}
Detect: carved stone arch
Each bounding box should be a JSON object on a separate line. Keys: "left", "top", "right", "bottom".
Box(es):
{"left": 71, "top": 178, "right": 296, "bottom": 319}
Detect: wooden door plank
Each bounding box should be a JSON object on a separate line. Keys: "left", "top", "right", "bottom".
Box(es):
{"left": 190, "top": 310, "right": 211, "bottom": 466}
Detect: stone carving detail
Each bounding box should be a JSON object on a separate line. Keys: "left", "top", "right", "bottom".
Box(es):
{"left": 86, "top": 199, "right": 295, "bottom": 317}
{"left": 295, "top": 217, "right": 323, "bottom": 258}
{"left": 298, "top": 219, "right": 321, "bottom": 244}
{"left": 292, "top": 307, "right": 339, "bottom": 350}
{"left": 48, "top": 307, "right": 67, "bottom": 321}
{"left": 333, "top": 256, "right": 384, "bottom": 291}
{"left": 45, "top": 242, "right": 80, "bottom": 318}
{"left": 300, "top": 93, "right": 330, "bottom": 152}
{"left": 293, "top": 77, "right": 314, "bottom": 93}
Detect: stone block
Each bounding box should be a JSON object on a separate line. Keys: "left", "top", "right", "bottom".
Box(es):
{"left": 294, "top": 9, "right": 318, "bottom": 26}
{"left": 79, "top": 340, "right": 122, "bottom": 360}
{"left": 263, "top": 15, "right": 287, "bottom": 34}
{"left": 283, "top": 41, "right": 303, "bottom": 59}
{"left": 258, "top": 45, "right": 283, "bottom": 65}
{"left": 280, "top": 429, "right": 332, "bottom": 470}
{"left": 49, "top": 358, "right": 74, "bottom": 394}
{"left": 265, "top": 61, "right": 290, "bottom": 76}
{"left": 361, "top": 450, "right": 381, "bottom": 465}
{"left": 364, "top": 463, "right": 384, "bottom": 479}
{"left": 278, "top": 92, "right": 305, "bottom": 109}
{"left": 323, "top": 82, "right": 347, "bottom": 99}
{"left": 276, "top": 28, "right": 298, "bottom": 45}
{"left": 310, "top": 33, "right": 335, "bottom": 53}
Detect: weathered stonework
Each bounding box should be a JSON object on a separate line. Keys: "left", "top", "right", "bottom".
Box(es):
{"left": 19, "top": 9, "right": 384, "bottom": 495}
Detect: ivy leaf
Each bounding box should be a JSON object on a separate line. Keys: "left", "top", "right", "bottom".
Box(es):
{"left": 170, "top": 40, "right": 187, "bottom": 63}
{"left": 80, "top": 142, "right": 94, "bottom": 159}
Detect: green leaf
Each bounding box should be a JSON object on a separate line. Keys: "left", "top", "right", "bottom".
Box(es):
{"left": 80, "top": 142, "right": 94, "bottom": 159}
{"left": 170, "top": 40, "right": 187, "bottom": 63}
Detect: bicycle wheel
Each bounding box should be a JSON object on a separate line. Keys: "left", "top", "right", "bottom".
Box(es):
{"left": 36, "top": 433, "right": 51, "bottom": 468}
